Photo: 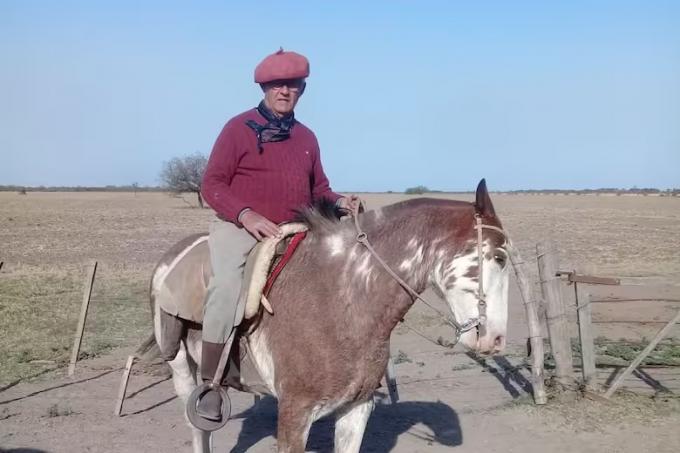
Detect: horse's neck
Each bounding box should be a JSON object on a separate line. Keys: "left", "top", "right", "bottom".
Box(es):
{"left": 349, "top": 208, "right": 437, "bottom": 339}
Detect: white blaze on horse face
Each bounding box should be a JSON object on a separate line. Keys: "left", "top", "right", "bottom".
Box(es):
{"left": 434, "top": 249, "right": 476, "bottom": 336}
{"left": 436, "top": 241, "right": 509, "bottom": 353}
{"left": 326, "top": 234, "right": 345, "bottom": 257}
{"left": 479, "top": 252, "right": 509, "bottom": 352}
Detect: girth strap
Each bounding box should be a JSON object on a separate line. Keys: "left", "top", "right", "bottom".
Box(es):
{"left": 262, "top": 231, "right": 307, "bottom": 298}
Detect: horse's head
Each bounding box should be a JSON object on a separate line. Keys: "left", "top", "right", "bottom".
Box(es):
{"left": 432, "top": 179, "right": 509, "bottom": 355}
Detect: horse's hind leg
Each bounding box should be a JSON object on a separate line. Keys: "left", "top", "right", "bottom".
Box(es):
{"left": 155, "top": 306, "right": 212, "bottom": 452}
{"left": 334, "top": 400, "right": 374, "bottom": 453}
{"left": 168, "top": 342, "right": 212, "bottom": 453}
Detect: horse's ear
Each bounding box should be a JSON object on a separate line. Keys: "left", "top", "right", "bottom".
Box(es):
{"left": 475, "top": 178, "right": 496, "bottom": 217}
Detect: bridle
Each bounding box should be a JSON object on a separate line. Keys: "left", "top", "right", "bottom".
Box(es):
{"left": 351, "top": 207, "right": 508, "bottom": 346}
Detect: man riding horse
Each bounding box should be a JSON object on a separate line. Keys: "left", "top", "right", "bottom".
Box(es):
{"left": 198, "top": 48, "right": 359, "bottom": 422}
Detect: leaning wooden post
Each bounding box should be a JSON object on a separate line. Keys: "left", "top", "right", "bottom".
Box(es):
{"left": 114, "top": 355, "right": 136, "bottom": 416}
{"left": 574, "top": 281, "right": 596, "bottom": 390}
{"left": 536, "top": 242, "right": 574, "bottom": 387}
{"left": 604, "top": 308, "right": 680, "bottom": 398}
{"left": 508, "top": 244, "right": 547, "bottom": 404}
{"left": 68, "top": 260, "right": 97, "bottom": 377}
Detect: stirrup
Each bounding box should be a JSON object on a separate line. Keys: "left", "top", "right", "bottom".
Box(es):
{"left": 186, "top": 382, "right": 231, "bottom": 431}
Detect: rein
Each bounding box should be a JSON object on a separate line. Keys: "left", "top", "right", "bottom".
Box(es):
{"left": 350, "top": 206, "right": 508, "bottom": 346}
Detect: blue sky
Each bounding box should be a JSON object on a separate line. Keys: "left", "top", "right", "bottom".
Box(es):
{"left": 1, "top": 1, "right": 678, "bottom": 191}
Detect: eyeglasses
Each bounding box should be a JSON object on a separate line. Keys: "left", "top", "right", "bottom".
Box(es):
{"left": 265, "top": 79, "right": 305, "bottom": 92}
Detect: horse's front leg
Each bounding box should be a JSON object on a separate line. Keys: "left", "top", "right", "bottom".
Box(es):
{"left": 334, "top": 399, "right": 374, "bottom": 453}
{"left": 276, "top": 398, "right": 314, "bottom": 453}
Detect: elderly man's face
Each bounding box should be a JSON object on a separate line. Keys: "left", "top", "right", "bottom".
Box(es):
{"left": 262, "top": 79, "right": 305, "bottom": 117}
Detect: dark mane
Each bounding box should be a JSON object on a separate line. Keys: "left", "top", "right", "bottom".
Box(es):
{"left": 294, "top": 197, "right": 479, "bottom": 238}
{"left": 294, "top": 198, "right": 345, "bottom": 232}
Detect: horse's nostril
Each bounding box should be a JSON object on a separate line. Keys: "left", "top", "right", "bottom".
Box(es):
{"left": 494, "top": 335, "right": 504, "bottom": 348}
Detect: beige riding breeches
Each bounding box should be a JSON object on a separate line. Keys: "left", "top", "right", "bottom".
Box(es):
{"left": 202, "top": 219, "right": 257, "bottom": 344}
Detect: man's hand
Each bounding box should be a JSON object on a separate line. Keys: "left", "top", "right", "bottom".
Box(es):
{"left": 240, "top": 210, "right": 282, "bottom": 241}
{"left": 337, "top": 195, "right": 362, "bottom": 214}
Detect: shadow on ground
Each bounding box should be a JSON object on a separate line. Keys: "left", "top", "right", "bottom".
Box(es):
{"left": 0, "top": 369, "right": 120, "bottom": 406}
{"left": 229, "top": 397, "right": 461, "bottom": 452}
{"left": 0, "top": 449, "right": 51, "bottom": 453}
{"left": 466, "top": 352, "right": 533, "bottom": 399}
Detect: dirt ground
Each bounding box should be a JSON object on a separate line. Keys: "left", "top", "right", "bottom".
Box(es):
{"left": 1, "top": 191, "right": 679, "bottom": 452}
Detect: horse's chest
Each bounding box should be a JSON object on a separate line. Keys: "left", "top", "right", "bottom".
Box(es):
{"left": 247, "top": 331, "right": 375, "bottom": 402}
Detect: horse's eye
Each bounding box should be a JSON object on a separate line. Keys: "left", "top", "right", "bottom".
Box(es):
{"left": 494, "top": 252, "right": 507, "bottom": 269}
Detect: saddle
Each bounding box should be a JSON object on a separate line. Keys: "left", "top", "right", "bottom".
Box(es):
{"left": 155, "top": 223, "right": 309, "bottom": 394}
{"left": 239, "top": 222, "right": 309, "bottom": 319}
{"left": 155, "top": 222, "right": 309, "bottom": 325}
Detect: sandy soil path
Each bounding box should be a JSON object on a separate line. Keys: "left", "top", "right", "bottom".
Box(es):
{"left": 2, "top": 282, "right": 679, "bottom": 452}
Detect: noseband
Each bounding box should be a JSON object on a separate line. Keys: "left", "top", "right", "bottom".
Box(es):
{"left": 352, "top": 209, "right": 508, "bottom": 345}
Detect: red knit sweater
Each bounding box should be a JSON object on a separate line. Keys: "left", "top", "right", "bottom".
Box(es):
{"left": 201, "top": 108, "right": 342, "bottom": 224}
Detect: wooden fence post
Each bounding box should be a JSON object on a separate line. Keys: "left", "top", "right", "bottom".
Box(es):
{"left": 574, "top": 281, "right": 596, "bottom": 389}
{"left": 536, "top": 242, "right": 574, "bottom": 387}
{"left": 508, "top": 244, "right": 547, "bottom": 404}
{"left": 68, "top": 260, "right": 97, "bottom": 377}
{"left": 604, "top": 308, "right": 680, "bottom": 398}
{"left": 114, "top": 355, "right": 135, "bottom": 416}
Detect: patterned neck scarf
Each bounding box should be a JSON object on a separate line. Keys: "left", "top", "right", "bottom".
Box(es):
{"left": 245, "top": 101, "right": 296, "bottom": 153}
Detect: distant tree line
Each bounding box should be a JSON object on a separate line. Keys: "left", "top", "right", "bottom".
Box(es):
{"left": 504, "top": 187, "right": 680, "bottom": 196}
{"left": 1, "top": 152, "right": 210, "bottom": 209}
{"left": 0, "top": 184, "right": 163, "bottom": 192}
{"left": 403, "top": 186, "right": 680, "bottom": 196}
{"left": 3, "top": 178, "right": 678, "bottom": 197}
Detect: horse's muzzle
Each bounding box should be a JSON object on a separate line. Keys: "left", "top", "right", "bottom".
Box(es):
{"left": 460, "top": 328, "right": 506, "bottom": 355}
{"left": 478, "top": 333, "right": 506, "bottom": 355}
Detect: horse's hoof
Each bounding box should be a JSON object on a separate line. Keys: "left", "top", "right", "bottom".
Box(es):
{"left": 186, "top": 382, "right": 231, "bottom": 432}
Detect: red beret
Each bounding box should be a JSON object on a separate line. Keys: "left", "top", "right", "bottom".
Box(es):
{"left": 254, "top": 48, "right": 310, "bottom": 84}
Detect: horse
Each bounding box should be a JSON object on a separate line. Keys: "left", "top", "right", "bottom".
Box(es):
{"left": 149, "top": 179, "right": 510, "bottom": 453}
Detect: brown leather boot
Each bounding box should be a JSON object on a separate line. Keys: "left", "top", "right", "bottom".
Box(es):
{"left": 197, "top": 341, "right": 226, "bottom": 422}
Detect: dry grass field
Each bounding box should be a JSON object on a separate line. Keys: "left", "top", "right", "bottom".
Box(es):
{"left": 1, "top": 190, "right": 680, "bottom": 452}
{"left": 1, "top": 190, "right": 679, "bottom": 386}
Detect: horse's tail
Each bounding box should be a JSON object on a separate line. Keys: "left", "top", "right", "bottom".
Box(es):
{"left": 132, "top": 270, "right": 163, "bottom": 363}
{"left": 134, "top": 332, "right": 161, "bottom": 361}
{"left": 132, "top": 272, "right": 163, "bottom": 363}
